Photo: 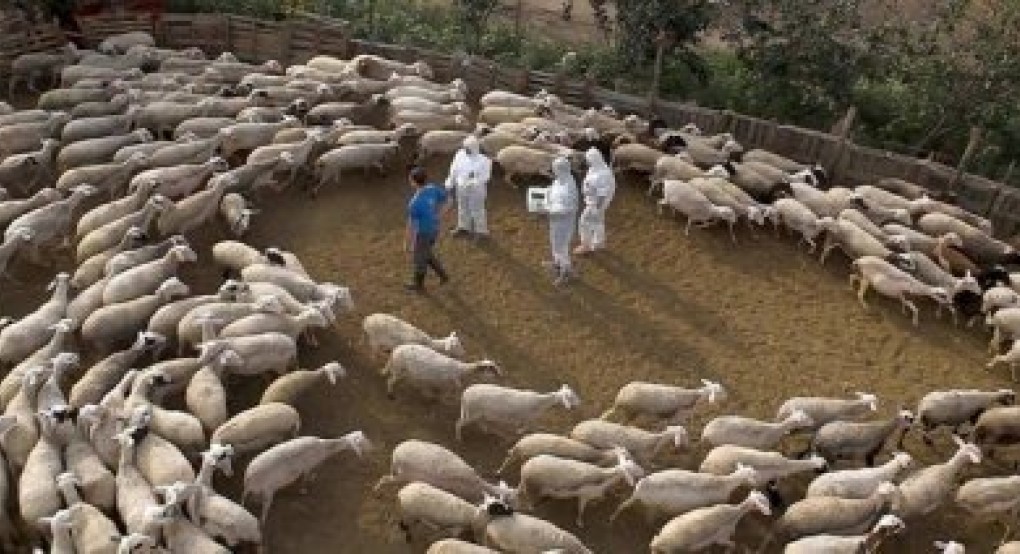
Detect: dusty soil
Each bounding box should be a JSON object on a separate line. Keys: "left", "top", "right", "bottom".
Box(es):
{"left": 0, "top": 148, "right": 1013, "bottom": 553}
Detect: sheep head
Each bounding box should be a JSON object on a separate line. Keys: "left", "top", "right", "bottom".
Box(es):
{"left": 744, "top": 490, "right": 771, "bottom": 516}
{"left": 320, "top": 362, "right": 347, "bottom": 385}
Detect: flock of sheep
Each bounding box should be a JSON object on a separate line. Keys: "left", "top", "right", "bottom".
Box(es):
{"left": 1, "top": 27, "right": 1020, "bottom": 554}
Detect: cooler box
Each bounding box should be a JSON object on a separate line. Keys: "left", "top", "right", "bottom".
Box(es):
{"left": 527, "top": 187, "right": 549, "bottom": 213}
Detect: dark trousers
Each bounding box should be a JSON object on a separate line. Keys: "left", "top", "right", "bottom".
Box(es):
{"left": 412, "top": 231, "right": 447, "bottom": 283}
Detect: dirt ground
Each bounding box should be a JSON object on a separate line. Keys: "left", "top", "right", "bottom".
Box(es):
{"left": 0, "top": 147, "right": 1014, "bottom": 553}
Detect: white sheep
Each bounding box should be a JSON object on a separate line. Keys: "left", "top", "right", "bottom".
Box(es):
{"left": 570, "top": 419, "right": 688, "bottom": 467}
{"left": 1, "top": 368, "right": 49, "bottom": 472}
{"left": 211, "top": 402, "right": 301, "bottom": 455}
{"left": 783, "top": 513, "right": 905, "bottom": 554}
{"left": 701, "top": 409, "right": 813, "bottom": 450}
{"left": 56, "top": 472, "right": 121, "bottom": 554}
{"left": 382, "top": 344, "right": 500, "bottom": 399}
{"left": 7, "top": 186, "right": 96, "bottom": 262}
{"left": 82, "top": 277, "right": 189, "bottom": 354}
{"left": 314, "top": 142, "right": 400, "bottom": 194}
{"left": 700, "top": 445, "right": 827, "bottom": 489}
{"left": 75, "top": 176, "right": 156, "bottom": 237}
{"left": 259, "top": 361, "right": 346, "bottom": 406}
{"left": 0, "top": 272, "right": 71, "bottom": 364}
{"left": 494, "top": 145, "right": 558, "bottom": 187}
{"left": 806, "top": 452, "right": 913, "bottom": 499}
{"left": 895, "top": 437, "right": 982, "bottom": 518}
{"left": 242, "top": 431, "right": 370, "bottom": 523}
{"left": 125, "top": 379, "right": 206, "bottom": 456}
{"left": 0, "top": 188, "right": 62, "bottom": 231}
{"left": 611, "top": 464, "right": 758, "bottom": 523}
{"left": 363, "top": 312, "right": 464, "bottom": 357}
{"left": 649, "top": 490, "right": 771, "bottom": 553}
{"left": 601, "top": 380, "right": 726, "bottom": 426}
{"left": 658, "top": 179, "right": 738, "bottom": 242}
{"left": 474, "top": 495, "right": 593, "bottom": 553}
{"left": 197, "top": 332, "right": 298, "bottom": 376}
{"left": 916, "top": 389, "right": 1015, "bottom": 444}
{"left": 241, "top": 263, "right": 354, "bottom": 313}
{"left": 102, "top": 244, "right": 197, "bottom": 306}
{"left": 497, "top": 433, "right": 617, "bottom": 474}
{"left": 391, "top": 111, "right": 469, "bottom": 134}
{"left": 57, "top": 129, "right": 153, "bottom": 172}
{"left": 105, "top": 235, "right": 188, "bottom": 279}
{"left": 155, "top": 176, "right": 234, "bottom": 236}
{"left": 817, "top": 217, "right": 892, "bottom": 265}
{"left": 396, "top": 481, "right": 478, "bottom": 542}
{"left": 518, "top": 448, "right": 644, "bottom": 526}
{"left": 217, "top": 305, "right": 330, "bottom": 346}
{"left": 851, "top": 255, "right": 951, "bottom": 325}
{"left": 186, "top": 349, "right": 243, "bottom": 434}
{"left": 764, "top": 482, "right": 901, "bottom": 549}
{"left": 457, "top": 383, "right": 580, "bottom": 440}
{"left": 19, "top": 410, "right": 65, "bottom": 535}
{"left": 218, "top": 192, "right": 258, "bottom": 237}
{"left": 777, "top": 392, "right": 878, "bottom": 431}
{"left": 375, "top": 439, "right": 517, "bottom": 505}
{"left": 76, "top": 196, "right": 170, "bottom": 263}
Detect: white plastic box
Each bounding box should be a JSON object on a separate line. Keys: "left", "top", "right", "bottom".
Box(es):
{"left": 527, "top": 187, "right": 549, "bottom": 213}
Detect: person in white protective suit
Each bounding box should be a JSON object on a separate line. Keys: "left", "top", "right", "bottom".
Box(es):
{"left": 445, "top": 135, "right": 493, "bottom": 238}
{"left": 574, "top": 147, "right": 616, "bottom": 255}
{"left": 544, "top": 156, "right": 580, "bottom": 286}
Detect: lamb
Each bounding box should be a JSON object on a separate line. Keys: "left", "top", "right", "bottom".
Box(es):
{"left": 518, "top": 448, "right": 644, "bottom": 526}
{"left": 396, "top": 481, "right": 478, "bottom": 542}
{"left": 916, "top": 389, "right": 1015, "bottom": 445}
{"left": 69, "top": 331, "right": 164, "bottom": 410}
{"left": 56, "top": 129, "right": 153, "bottom": 172}
{"left": 314, "top": 142, "right": 400, "bottom": 194}
{"left": 895, "top": 437, "right": 982, "bottom": 518}
{"left": 259, "top": 361, "right": 346, "bottom": 406}
{"left": 851, "top": 255, "right": 951, "bottom": 325}
{"left": 763, "top": 481, "right": 900, "bottom": 549}
{"left": 649, "top": 490, "right": 771, "bottom": 554}
{"left": 809, "top": 409, "right": 914, "bottom": 466}
{"left": 197, "top": 332, "right": 298, "bottom": 376}
{"left": 473, "top": 496, "right": 592, "bottom": 553}
{"left": 211, "top": 402, "right": 301, "bottom": 455}
{"left": 456, "top": 383, "right": 580, "bottom": 440}
{"left": 391, "top": 111, "right": 469, "bottom": 134}
{"left": 0, "top": 272, "right": 71, "bottom": 364}
{"left": 82, "top": 278, "right": 189, "bottom": 354}
{"left": 918, "top": 212, "right": 1018, "bottom": 266}
{"left": 570, "top": 419, "right": 687, "bottom": 467}
{"left": 381, "top": 344, "right": 499, "bottom": 399}
{"left": 777, "top": 392, "right": 878, "bottom": 431}
{"left": 658, "top": 179, "right": 738, "bottom": 242}
{"left": 601, "top": 380, "right": 726, "bottom": 426}
{"left": 375, "top": 440, "right": 518, "bottom": 505}
{"left": 701, "top": 409, "right": 813, "bottom": 450}
{"left": 806, "top": 452, "right": 913, "bottom": 499}
{"left": 783, "top": 513, "right": 905, "bottom": 554}
{"left": 242, "top": 431, "right": 370, "bottom": 523}
{"left": 497, "top": 433, "right": 618, "bottom": 474}
{"left": 611, "top": 464, "right": 758, "bottom": 523}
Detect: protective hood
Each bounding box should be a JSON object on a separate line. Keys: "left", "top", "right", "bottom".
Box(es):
{"left": 463, "top": 135, "right": 481, "bottom": 155}
{"left": 585, "top": 147, "right": 608, "bottom": 171}
{"left": 552, "top": 156, "right": 573, "bottom": 181}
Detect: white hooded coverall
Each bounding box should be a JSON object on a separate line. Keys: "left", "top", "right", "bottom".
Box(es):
{"left": 577, "top": 147, "right": 616, "bottom": 250}
{"left": 445, "top": 135, "right": 492, "bottom": 234}
{"left": 547, "top": 156, "right": 579, "bottom": 276}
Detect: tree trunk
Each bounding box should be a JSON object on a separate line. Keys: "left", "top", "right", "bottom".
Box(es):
{"left": 952, "top": 125, "right": 983, "bottom": 190}
{"left": 515, "top": 0, "right": 523, "bottom": 38}
{"left": 648, "top": 34, "right": 666, "bottom": 111}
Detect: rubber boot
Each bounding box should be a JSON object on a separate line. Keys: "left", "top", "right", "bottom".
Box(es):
{"left": 404, "top": 272, "right": 426, "bottom": 293}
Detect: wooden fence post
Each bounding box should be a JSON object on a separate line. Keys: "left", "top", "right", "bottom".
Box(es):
{"left": 953, "top": 126, "right": 984, "bottom": 190}
{"left": 829, "top": 106, "right": 857, "bottom": 181}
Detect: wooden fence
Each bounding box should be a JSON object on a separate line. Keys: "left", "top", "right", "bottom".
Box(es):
{"left": 4, "top": 11, "right": 1020, "bottom": 236}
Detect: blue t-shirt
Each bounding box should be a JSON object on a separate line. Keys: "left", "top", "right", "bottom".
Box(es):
{"left": 408, "top": 184, "right": 447, "bottom": 235}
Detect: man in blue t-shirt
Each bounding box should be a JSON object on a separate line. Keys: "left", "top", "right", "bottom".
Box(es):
{"left": 405, "top": 166, "right": 450, "bottom": 292}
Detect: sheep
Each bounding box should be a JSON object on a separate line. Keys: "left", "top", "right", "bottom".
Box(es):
{"left": 61, "top": 110, "right": 136, "bottom": 144}
{"left": 658, "top": 179, "right": 738, "bottom": 242}
{"left": 217, "top": 303, "right": 329, "bottom": 346}
{"left": 570, "top": 419, "right": 687, "bottom": 467}
{"left": 40, "top": 508, "right": 76, "bottom": 554}
{"left": 912, "top": 195, "right": 993, "bottom": 233}
{"left": 219, "top": 153, "right": 295, "bottom": 195}
{"left": 417, "top": 129, "right": 472, "bottom": 161}
{"left": 111, "top": 139, "right": 176, "bottom": 164}
{"left": 305, "top": 97, "right": 392, "bottom": 126}
{"left": 197, "top": 332, "right": 298, "bottom": 376}
{"left": 969, "top": 406, "right": 1020, "bottom": 455}
{"left": 145, "top": 135, "right": 223, "bottom": 168}
{"left": 611, "top": 464, "right": 758, "bottom": 523}
{"left": 0, "top": 228, "right": 33, "bottom": 281}
{"left": 351, "top": 54, "right": 432, "bottom": 80}
{"left": 851, "top": 255, "right": 951, "bottom": 325}
{"left": 2, "top": 367, "right": 50, "bottom": 472}
{"left": 0, "top": 139, "right": 61, "bottom": 196}
{"left": 37, "top": 354, "right": 80, "bottom": 410}
{"left": 40, "top": 83, "right": 121, "bottom": 108}
{"left": 135, "top": 99, "right": 210, "bottom": 136}
{"left": 259, "top": 361, "right": 346, "bottom": 407}
{"left": 248, "top": 132, "right": 328, "bottom": 187}
{"left": 116, "top": 429, "right": 168, "bottom": 534}
{"left": 0, "top": 188, "right": 62, "bottom": 231}
{"left": 764, "top": 481, "right": 900, "bottom": 549}
{"left": 389, "top": 84, "right": 466, "bottom": 104}
{"left": 155, "top": 174, "right": 233, "bottom": 237}
{"left": 518, "top": 448, "right": 644, "bottom": 526}
{"left": 57, "top": 152, "right": 149, "bottom": 199}
{"left": 809, "top": 409, "right": 914, "bottom": 466}
{"left": 649, "top": 490, "right": 771, "bottom": 554}
{"left": 456, "top": 383, "right": 580, "bottom": 441}
{"left": 96, "top": 244, "right": 195, "bottom": 307}
{"left": 125, "top": 379, "right": 206, "bottom": 457}
{"left": 314, "top": 142, "right": 400, "bottom": 194}
{"left": 919, "top": 212, "right": 1018, "bottom": 266}
{"left": 999, "top": 543, "right": 1020, "bottom": 554}
{"left": 241, "top": 263, "right": 354, "bottom": 313}
{"left": 380, "top": 343, "right": 497, "bottom": 399}
{"left": 66, "top": 276, "right": 109, "bottom": 331}
{"left": 131, "top": 156, "right": 229, "bottom": 201}
{"left": 98, "top": 31, "right": 155, "bottom": 54}
{"left": 72, "top": 226, "right": 148, "bottom": 290}
{"left": 0, "top": 272, "right": 71, "bottom": 364}
{"left": 495, "top": 145, "right": 559, "bottom": 187}
{"left": 82, "top": 278, "right": 189, "bottom": 354}
{"left": 426, "top": 539, "right": 498, "bottom": 554}
{"left": 701, "top": 409, "right": 813, "bottom": 451}
{"left": 699, "top": 445, "right": 827, "bottom": 494}
{"left": 219, "top": 117, "right": 302, "bottom": 159}
{"left": 69, "top": 331, "right": 163, "bottom": 410}
{"left": 217, "top": 192, "right": 257, "bottom": 237}
{"left": 916, "top": 389, "right": 1015, "bottom": 445}
{"left": 648, "top": 155, "right": 705, "bottom": 194}
{"left": 363, "top": 315, "right": 465, "bottom": 359}
{"left": 105, "top": 235, "right": 187, "bottom": 280}
{"left": 708, "top": 161, "right": 792, "bottom": 203}
{"left": 174, "top": 116, "right": 237, "bottom": 140}
{"left": 396, "top": 481, "right": 478, "bottom": 542}
{"left": 612, "top": 142, "right": 666, "bottom": 174}
{"left": 334, "top": 123, "right": 419, "bottom": 147}
{"left": 19, "top": 410, "right": 64, "bottom": 536}
{"left": 874, "top": 177, "right": 929, "bottom": 199}
{"left": 955, "top": 475, "right": 1020, "bottom": 540}
{"left": 176, "top": 295, "right": 283, "bottom": 349}
{"left": 375, "top": 440, "right": 518, "bottom": 505}
{"left": 806, "top": 451, "right": 913, "bottom": 500}
{"left": 59, "top": 413, "right": 117, "bottom": 513}
{"left": 56, "top": 472, "right": 121, "bottom": 554}
{"left": 9, "top": 44, "right": 76, "bottom": 94}
{"left": 211, "top": 402, "right": 301, "bottom": 455}
{"left": 0, "top": 317, "right": 72, "bottom": 409}
{"left": 391, "top": 111, "right": 469, "bottom": 133}
{"left": 496, "top": 433, "right": 618, "bottom": 474}
{"left": 782, "top": 513, "right": 905, "bottom": 554}
{"left": 213, "top": 240, "right": 269, "bottom": 274}
{"left": 895, "top": 437, "right": 982, "bottom": 518}
{"left": 186, "top": 349, "right": 242, "bottom": 434}
{"left": 984, "top": 286, "right": 1020, "bottom": 315}
{"left": 56, "top": 128, "right": 153, "bottom": 172}
{"left": 479, "top": 90, "right": 543, "bottom": 108}
{"left": 242, "top": 431, "right": 370, "bottom": 523}
{"left": 156, "top": 479, "right": 261, "bottom": 549}
{"left": 776, "top": 392, "right": 877, "bottom": 432}
{"left": 771, "top": 197, "right": 825, "bottom": 251}
{"left": 742, "top": 149, "right": 806, "bottom": 172}
{"left": 601, "top": 380, "right": 725, "bottom": 426}
{"left": 471, "top": 496, "right": 592, "bottom": 553}
{"left": 838, "top": 207, "right": 896, "bottom": 243}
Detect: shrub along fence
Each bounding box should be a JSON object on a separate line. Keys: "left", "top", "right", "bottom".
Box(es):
{"left": 4, "top": 11, "right": 1020, "bottom": 236}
